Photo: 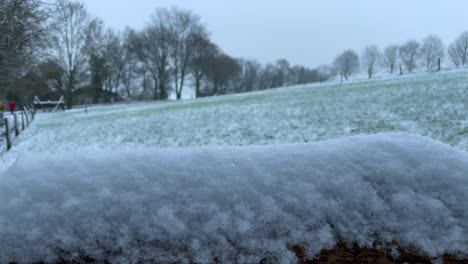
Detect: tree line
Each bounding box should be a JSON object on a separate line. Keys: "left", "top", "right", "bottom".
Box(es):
{"left": 1, "top": 0, "right": 468, "bottom": 108}
{"left": 0, "top": 0, "right": 331, "bottom": 108}
{"left": 334, "top": 32, "right": 468, "bottom": 81}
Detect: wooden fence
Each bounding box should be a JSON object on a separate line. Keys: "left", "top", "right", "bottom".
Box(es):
{"left": 1, "top": 107, "right": 36, "bottom": 152}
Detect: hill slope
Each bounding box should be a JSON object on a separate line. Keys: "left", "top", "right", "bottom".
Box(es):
{"left": 2, "top": 70, "right": 467, "bottom": 160}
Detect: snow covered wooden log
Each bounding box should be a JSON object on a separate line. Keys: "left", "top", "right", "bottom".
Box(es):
{"left": 0, "top": 133, "right": 467, "bottom": 263}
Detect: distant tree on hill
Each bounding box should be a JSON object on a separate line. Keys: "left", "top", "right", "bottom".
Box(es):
{"left": 237, "top": 59, "right": 261, "bottom": 92}
{"left": 448, "top": 31, "right": 468, "bottom": 67}
{"left": 132, "top": 9, "right": 173, "bottom": 100}
{"left": 361, "top": 45, "right": 381, "bottom": 79}
{"left": 275, "top": 59, "right": 291, "bottom": 87}
{"left": 51, "top": 0, "right": 91, "bottom": 108}
{"left": 382, "top": 45, "right": 398, "bottom": 74}
{"left": 190, "top": 34, "right": 219, "bottom": 97}
{"left": 399, "top": 40, "right": 420, "bottom": 73}
{"left": 205, "top": 53, "right": 241, "bottom": 95}
{"left": 166, "top": 8, "right": 208, "bottom": 100}
{"left": 420, "top": 35, "right": 444, "bottom": 71}
{"left": 120, "top": 28, "right": 140, "bottom": 98}
{"left": 448, "top": 44, "right": 461, "bottom": 67}
{"left": 83, "top": 20, "right": 125, "bottom": 102}
{"left": 103, "top": 30, "right": 126, "bottom": 95}
{"left": 123, "top": 28, "right": 157, "bottom": 100}
{"left": 334, "top": 50, "right": 360, "bottom": 81}
{"left": 317, "top": 65, "right": 335, "bottom": 83}
{"left": 83, "top": 18, "right": 107, "bottom": 103}
{"left": 257, "top": 64, "right": 275, "bottom": 89}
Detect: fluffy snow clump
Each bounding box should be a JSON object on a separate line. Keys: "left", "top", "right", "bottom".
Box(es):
{"left": 0, "top": 133, "right": 467, "bottom": 263}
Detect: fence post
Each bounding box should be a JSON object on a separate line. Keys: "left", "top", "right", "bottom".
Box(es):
{"left": 4, "top": 118, "right": 11, "bottom": 151}
{"left": 13, "top": 113, "right": 19, "bottom": 137}
{"left": 21, "top": 111, "right": 25, "bottom": 131}
{"left": 28, "top": 104, "right": 35, "bottom": 121}
{"left": 25, "top": 109, "right": 30, "bottom": 127}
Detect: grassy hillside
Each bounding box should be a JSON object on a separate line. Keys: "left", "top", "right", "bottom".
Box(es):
{"left": 8, "top": 70, "right": 468, "bottom": 155}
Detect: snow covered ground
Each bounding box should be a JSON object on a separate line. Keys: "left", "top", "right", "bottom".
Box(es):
{"left": 0, "top": 70, "right": 467, "bottom": 263}
{"left": 1, "top": 133, "right": 468, "bottom": 263}
{"left": 1, "top": 69, "right": 466, "bottom": 164}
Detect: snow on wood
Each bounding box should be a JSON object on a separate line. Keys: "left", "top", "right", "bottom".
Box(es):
{"left": 0, "top": 133, "right": 467, "bottom": 263}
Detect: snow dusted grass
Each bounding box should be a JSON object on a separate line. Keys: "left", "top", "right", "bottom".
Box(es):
{"left": 3, "top": 70, "right": 467, "bottom": 159}
{"left": 0, "top": 70, "right": 467, "bottom": 263}
{"left": 1, "top": 134, "right": 468, "bottom": 263}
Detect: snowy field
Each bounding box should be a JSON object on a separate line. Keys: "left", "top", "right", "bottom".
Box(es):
{"left": 0, "top": 71, "right": 468, "bottom": 163}
{"left": 1, "top": 69, "right": 467, "bottom": 160}
{"left": 0, "top": 70, "right": 467, "bottom": 263}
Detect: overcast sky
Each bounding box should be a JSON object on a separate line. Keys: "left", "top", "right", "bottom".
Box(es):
{"left": 79, "top": 0, "right": 468, "bottom": 68}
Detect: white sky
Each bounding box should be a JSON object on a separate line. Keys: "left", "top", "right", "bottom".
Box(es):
{"left": 79, "top": 0, "right": 468, "bottom": 68}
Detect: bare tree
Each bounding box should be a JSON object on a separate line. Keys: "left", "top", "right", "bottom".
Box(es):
{"left": 275, "top": 59, "right": 290, "bottom": 87}
{"left": 448, "top": 43, "right": 461, "bottom": 67}
{"left": 399, "top": 40, "right": 420, "bottom": 73}
{"left": 134, "top": 9, "right": 173, "bottom": 100}
{"left": 448, "top": 31, "right": 468, "bottom": 67}
{"left": 84, "top": 18, "right": 107, "bottom": 102}
{"left": 205, "top": 53, "right": 241, "bottom": 95}
{"left": 103, "top": 29, "right": 125, "bottom": 94}
{"left": 84, "top": 20, "right": 125, "bottom": 102}
{"left": 383, "top": 45, "right": 398, "bottom": 74}
{"left": 333, "top": 49, "right": 359, "bottom": 81}
{"left": 420, "top": 35, "right": 444, "bottom": 70}
{"left": 361, "top": 45, "right": 380, "bottom": 79}
{"left": 51, "top": 0, "right": 90, "bottom": 108}
{"left": 190, "top": 34, "right": 218, "bottom": 97}
{"left": 258, "top": 63, "right": 275, "bottom": 89}
{"left": 317, "top": 65, "right": 335, "bottom": 83}
{"left": 164, "top": 8, "right": 208, "bottom": 100}
{"left": 238, "top": 59, "right": 261, "bottom": 92}
{"left": 0, "top": 0, "right": 48, "bottom": 98}
{"left": 121, "top": 28, "right": 140, "bottom": 98}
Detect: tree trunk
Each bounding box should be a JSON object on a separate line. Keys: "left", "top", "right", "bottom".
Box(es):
{"left": 213, "top": 79, "right": 219, "bottom": 95}
{"left": 66, "top": 74, "right": 73, "bottom": 109}
{"left": 177, "top": 67, "right": 187, "bottom": 100}
{"left": 126, "top": 85, "right": 131, "bottom": 98}
{"left": 155, "top": 60, "right": 170, "bottom": 100}
{"left": 437, "top": 58, "right": 441, "bottom": 71}
{"left": 158, "top": 72, "right": 168, "bottom": 100}
{"left": 153, "top": 77, "right": 159, "bottom": 100}
{"left": 399, "top": 64, "right": 403, "bottom": 75}
{"left": 194, "top": 71, "right": 202, "bottom": 98}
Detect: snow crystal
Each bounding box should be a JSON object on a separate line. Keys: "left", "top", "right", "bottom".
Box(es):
{"left": 0, "top": 133, "right": 467, "bottom": 263}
